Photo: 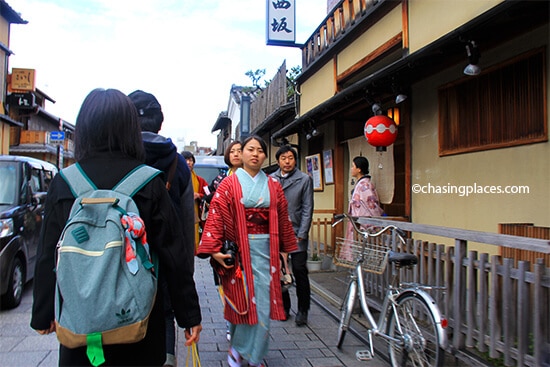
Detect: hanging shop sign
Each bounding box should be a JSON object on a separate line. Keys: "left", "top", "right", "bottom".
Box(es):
{"left": 10, "top": 68, "right": 36, "bottom": 91}
{"left": 7, "top": 92, "right": 35, "bottom": 109}
{"left": 266, "top": 0, "right": 296, "bottom": 46}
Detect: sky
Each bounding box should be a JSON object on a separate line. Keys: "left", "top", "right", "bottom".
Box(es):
{"left": 7, "top": 0, "right": 328, "bottom": 150}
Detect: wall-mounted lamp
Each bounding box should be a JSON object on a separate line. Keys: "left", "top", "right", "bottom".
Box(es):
{"left": 464, "top": 40, "right": 481, "bottom": 76}
{"left": 391, "top": 83, "right": 408, "bottom": 104}
{"left": 305, "top": 121, "right": 319, "bottom": 140}
{"left": 395, "top": 94, "right": 407, "bottom": 104}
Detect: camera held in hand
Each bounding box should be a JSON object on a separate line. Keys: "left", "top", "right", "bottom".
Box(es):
{"left": 221, "top": 240, "right": 238, "bottom": 266}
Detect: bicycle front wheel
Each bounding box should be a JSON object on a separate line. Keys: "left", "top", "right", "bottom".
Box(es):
{"left": 337, "top": 278, "right": 357, "bottom": 349}
{"left": 386, "top": 292, "right": 444, "bottom": 367}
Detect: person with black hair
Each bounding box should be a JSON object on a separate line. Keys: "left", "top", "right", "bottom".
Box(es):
{"left": 197, "top": 135, "right": 297, "bottom": 367}
{"left": 31, "top": 88, "right": 202, "bottom": 366}
{"left": 181, "top": 150, "right": 209, "bottom": 250}
{"left": 201, "top": 140, "right": 242, "bottom": 221}
{"left": 128, "top": 90, "right": 198, "bottom": 367}
{"left": 340, "top": 156, "right": 384, "bottom": 261}
{"left": 348, "top": 156, "right": 383, "bottom": 218}
{"left": 271, "top": 145, "right": 314, "bottom": 326}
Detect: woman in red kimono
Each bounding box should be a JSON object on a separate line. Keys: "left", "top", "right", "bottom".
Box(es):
{"left": 197, "top": 135, "right": 297, "bottom": 367}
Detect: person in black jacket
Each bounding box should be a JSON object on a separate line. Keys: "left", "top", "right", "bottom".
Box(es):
{"left": 128, "top": 89, "right": 197, "bottom": 367}
{"left": 31, "top": 88, "right": 202, "bottom": 366}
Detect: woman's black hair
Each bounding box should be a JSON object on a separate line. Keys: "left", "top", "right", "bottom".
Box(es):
{"left": 181, "top": 151, "right": 195, "bottom": 163}
{"left": 74, "top": 88, "right": 145, "bottom": 162}
{"left": 224, "top": 140, "right": 242, "bottom": 167}
{"left": 242, "top": 135, "right": 268, "bottom": 158}
{"left": 353, "top": 156, "right": 370, "bottom": 176}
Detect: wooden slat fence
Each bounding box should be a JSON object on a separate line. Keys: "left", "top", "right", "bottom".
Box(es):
{"left": 249, "top": 61, "right": 288, "bottom": 133}
{"left": 311, "top": 215, "right": 550, "bottom": 366}
{"left": 499, "top": 223, "right": 550, "bottom": 270}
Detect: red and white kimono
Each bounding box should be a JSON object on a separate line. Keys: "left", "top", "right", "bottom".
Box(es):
{"left": 197, "top": 172, "right": 297, "bottom": 325}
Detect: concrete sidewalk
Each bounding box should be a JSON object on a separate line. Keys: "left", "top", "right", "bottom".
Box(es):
{"left": 180, "top": 258, "right": 388, "bottom": 366}
{"left": 0, "top": 258, "right": 388, "bottom": 367}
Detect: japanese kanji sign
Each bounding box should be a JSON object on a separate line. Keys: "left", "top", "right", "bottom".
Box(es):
{"left": 266, "top": 0, "right": 296, "bottom": 46}
{"left": 11, "top": 68, "right": 36, "bottom": 91}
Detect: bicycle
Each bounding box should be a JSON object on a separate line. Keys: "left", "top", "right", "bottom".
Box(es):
{"left": 332, "top": 213, "right": 447, "bottom": 367}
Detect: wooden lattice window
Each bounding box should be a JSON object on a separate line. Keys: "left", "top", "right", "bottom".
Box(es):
{"left": 438, "top": 47, "right": 547, "bottom": 156}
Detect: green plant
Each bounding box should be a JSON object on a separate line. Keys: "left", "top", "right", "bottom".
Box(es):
{"left": 310, "top": 253, "right": 321, "bottom": 261}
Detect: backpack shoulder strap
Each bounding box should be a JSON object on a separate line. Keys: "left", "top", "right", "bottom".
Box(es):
{"left": 114, "top": 164, "right": 161, "bottom": 197}
{"left": 59, "top": 163, "right": 96, "bottom": 197}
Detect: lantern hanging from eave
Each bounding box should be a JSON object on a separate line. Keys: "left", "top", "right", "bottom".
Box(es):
{"left": 364, "top": 115, "right": 398, "bottom": 152}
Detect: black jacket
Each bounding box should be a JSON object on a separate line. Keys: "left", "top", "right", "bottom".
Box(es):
{"left": 142, "top": 131, "right": 195, "bottom": 270}
{"left": 31, "top": 152, "right": 201, "bottom": 366}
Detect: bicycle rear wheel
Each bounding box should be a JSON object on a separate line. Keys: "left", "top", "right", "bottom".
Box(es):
{"left": 386, "top": 292, "right": 444, "bottom": 367}
{"left": 337, "top": 279, "right": 357, "bottom": 349}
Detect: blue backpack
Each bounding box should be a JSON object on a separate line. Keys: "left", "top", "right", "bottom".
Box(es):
{"left": 55, "top": 163, "right": 161, "bottom": 366}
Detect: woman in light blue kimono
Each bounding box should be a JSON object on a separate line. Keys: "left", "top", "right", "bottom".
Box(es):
{"left": 197, "top": 135, "right": 297, "bottom": 367}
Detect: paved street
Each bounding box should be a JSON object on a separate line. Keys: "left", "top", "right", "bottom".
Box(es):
{"left": 0, "top": 258, "right": 388, "bottom": 367}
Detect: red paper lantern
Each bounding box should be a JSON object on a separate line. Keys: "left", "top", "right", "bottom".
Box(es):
{"left": 364, "top": 115, "right": 398, "bottom": 151}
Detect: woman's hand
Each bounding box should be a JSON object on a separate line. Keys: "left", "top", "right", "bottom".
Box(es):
{"left": 212, "top": 252, "right": 235, "bottom": 268}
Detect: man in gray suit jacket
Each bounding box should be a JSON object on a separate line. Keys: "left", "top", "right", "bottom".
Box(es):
{"left": 271, "top": 145, "right": 314, "bottom": 326}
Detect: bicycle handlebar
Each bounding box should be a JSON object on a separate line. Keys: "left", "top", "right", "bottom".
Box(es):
{"left": 332, "top": 213, "right": 406, "bottom": 243}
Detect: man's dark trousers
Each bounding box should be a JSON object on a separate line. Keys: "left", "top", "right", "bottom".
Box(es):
{"left": 282, "top": 250, "right": 310, "bottom": 313}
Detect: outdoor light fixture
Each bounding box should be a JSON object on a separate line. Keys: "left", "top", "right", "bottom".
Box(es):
{"left": 395, "top": 94, "right": 408, "bottom": 104}
{"left": 391, "top": 83, "right": 408, "bottom": 104}
{"left": 463, "top": 40, "right": 481, "bottom": 76}
{"left": 305, "top": 121, "right": 319, "bottom": 140}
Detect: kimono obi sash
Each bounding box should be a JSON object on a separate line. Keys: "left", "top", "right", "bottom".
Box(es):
{"left": 245, "top": 208, "right": 269, "bottom": 234}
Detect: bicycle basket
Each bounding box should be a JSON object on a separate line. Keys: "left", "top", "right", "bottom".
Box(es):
{"left": 334, "top": 237, "right": 390, "bottom": 274}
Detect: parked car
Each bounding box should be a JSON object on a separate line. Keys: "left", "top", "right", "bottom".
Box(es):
{"left": 0, "top": 155, "right": 58, "bottom": 309}
{"left": 193, "top": 155, "right": 228, "bottom": 185}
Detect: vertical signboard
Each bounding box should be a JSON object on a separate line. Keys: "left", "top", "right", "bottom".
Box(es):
{"left": 266, "top": 0, "right": 296, "bottom": 46}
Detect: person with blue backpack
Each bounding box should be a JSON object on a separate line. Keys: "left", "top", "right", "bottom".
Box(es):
{"left": 31, "top": 88, "right": 202, "bottom": 366}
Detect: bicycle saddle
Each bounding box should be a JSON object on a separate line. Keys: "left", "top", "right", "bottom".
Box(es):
{"left": 388, "top": 251, "right": 418, "bottom": 267}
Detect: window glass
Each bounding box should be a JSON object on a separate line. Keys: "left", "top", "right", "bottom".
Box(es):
{"left": 0, "top": 164, "right": 17, "bottom": 205}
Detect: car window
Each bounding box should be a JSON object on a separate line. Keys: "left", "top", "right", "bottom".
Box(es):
{"left": 29, "top": 169, "right": 42, "bottom": 193}
{"left": 43, "top": 170, "right": 55, "bottom": 191}
{"left": 0, "top": 164, "right": 17, "bottom": 205}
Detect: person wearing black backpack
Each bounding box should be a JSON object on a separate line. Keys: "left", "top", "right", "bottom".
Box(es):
{"left": 128, "top": 90, "right": 197, "bottom": 367}
{"left": 31, "top": 88, "right": 202, "bottom": 366}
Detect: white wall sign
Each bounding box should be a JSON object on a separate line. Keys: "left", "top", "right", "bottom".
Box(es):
{"left": 266, "top": 0, "right": 296, "bottom": 46}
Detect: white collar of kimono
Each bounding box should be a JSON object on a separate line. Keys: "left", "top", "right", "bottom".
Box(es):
{"left": 242, "top": 169, "right": 262, "bottom": 182}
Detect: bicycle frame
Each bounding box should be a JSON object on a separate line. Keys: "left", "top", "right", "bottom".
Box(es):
{"left": 346, "top": 248, "right": 448, "bottom": 363}
{"left": 333, "top": 214, "right": 448, "bottom": 361}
